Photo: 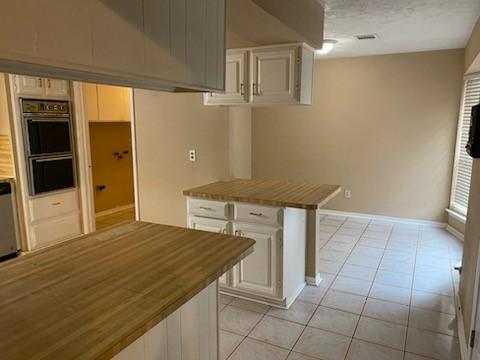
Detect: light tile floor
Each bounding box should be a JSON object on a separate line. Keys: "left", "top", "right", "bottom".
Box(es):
{"left": 219, "top": 214, "right": 463, "bottom": 360}
{"left": 96, "top": 208, "right": 135, "bottom": 230}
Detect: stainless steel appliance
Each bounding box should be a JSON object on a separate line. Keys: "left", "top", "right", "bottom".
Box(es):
{"left": 21, "top": 99, "right": 76, "bottom": 195}
{"left": 0, "top": 181, "right": 20, "bottom": 259}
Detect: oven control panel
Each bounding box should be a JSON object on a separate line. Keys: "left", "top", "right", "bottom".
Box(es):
{"left": 22, "top": 99, "right": 69, "bottom": 114}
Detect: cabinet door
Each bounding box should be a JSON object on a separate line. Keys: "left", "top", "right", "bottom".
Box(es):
{"left": 96, "top": 85, "right": 131, "bottom": 122}
{"left": 232, "top": 223, "right": 281, "bottom": 298}
{"left": 251, "top": 47, "right": 298, "bottom": 105}
{"left": 44, "top": 79, "right": 70, "bottom": 98}
{"left": 188, "top": 216, "right": 231, "bottom": 287}
{"left": 14, "top": 75, "right": 44, "bottom": 96}
{"left": 83, "top": 83, "right": 99, "bottom": 122}
{"left": 204, "top": 51, "right": 248, "bottom": 105}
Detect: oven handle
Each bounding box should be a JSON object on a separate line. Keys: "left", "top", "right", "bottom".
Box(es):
{"left": 33, "top": 156, "right": 73, "bottom": 163}
{"left": 26, "top": 117, "right": 70, "bottom": 122}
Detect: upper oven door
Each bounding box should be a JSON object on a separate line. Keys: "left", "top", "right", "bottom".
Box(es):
{"left": 25, "top": 117, "right": 72, "bottom": 156}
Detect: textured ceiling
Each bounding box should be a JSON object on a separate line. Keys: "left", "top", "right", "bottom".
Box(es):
{"left": 316, "top": 0, "right": 480, "bottom": 58}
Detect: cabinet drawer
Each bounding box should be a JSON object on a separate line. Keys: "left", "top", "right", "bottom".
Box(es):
{"left": 29, "top": 190, "right": 79, "bottom": 222}
{"left": 188, "top": 198, "right": 230, "bottom": 220}
{"left": 30, "top": 213, "right": 81, "bottom": 249}
{"left": 234, "top": 203, "right": 283, "bottom": 226}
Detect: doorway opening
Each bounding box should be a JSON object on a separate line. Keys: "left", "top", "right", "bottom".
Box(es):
{"left": 82, "top": 83, "right": 136, "bottom": 230}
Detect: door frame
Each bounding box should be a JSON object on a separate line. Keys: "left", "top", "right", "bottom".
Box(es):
{"left": 72, "top": 83, "right": 139, "bottom": 232}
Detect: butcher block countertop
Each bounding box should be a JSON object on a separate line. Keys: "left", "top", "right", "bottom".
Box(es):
{"left": 183, "top": 179, "right": 342, "bottom": 210}
{"left": 0, "top": 221, "right": 254, "bottom": 360}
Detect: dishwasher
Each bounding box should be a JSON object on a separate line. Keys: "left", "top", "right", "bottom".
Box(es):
{"left": 0, "top": 181, "right": 20, "bottom": 259}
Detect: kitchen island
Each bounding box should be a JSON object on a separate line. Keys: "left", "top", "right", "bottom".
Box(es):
{"left": 0, "top": 221, "right": 254, "bottom": 360}
{"left": 183, "top": 179, "right": 341, "bottom": 308}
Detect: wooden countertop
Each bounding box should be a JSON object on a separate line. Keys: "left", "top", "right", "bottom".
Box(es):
{"left": 0, "top": 221, "right": 254, "bottom": 360}
{"left": 183, "top": 179, "right": 342, "bottom": 210}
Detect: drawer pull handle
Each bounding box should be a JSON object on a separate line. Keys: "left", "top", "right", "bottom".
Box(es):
{"left": 249, "top": 212, "right": 263, "bottom": 217}
{"left": 199, "top": 206, "right": 213, "bottom": 211}
{"left": 51, "top": 202, "right": 61, "bottom": 206}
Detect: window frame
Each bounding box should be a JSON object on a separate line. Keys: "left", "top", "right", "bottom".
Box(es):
{"left": 449, "top": 72, "right": 480, "bottom": 217}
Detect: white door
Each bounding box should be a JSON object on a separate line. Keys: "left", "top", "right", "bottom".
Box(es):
{"left": 232, "top": 222, "right": 281, "bottom": 298}
{"left": 44, "top": 78, "right": 70, "bottom": 98}
{"left": 204, "top": 51, "right": 248, "bottom": 105}
{"left": 188, "top": 216, "right": 231, "bottom": 287}
{"left": 250, "top": 47, "right": 298, "bottom": 105}
{"left": 14, "top": 75, "right": 44, "bottom": 96}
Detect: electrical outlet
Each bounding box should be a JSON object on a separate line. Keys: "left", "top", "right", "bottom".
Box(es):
{"left": 189, "top": 149, "right": 196, "bottom": 162}
{"left": 345, "top": 189, "right": 351, "bottom": 199}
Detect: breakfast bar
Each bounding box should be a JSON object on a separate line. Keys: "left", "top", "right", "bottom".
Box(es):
{"left": 0, "top": 221, "right": 255, "bottom": 360}
{"left": 183, "top": 179, "right": 341, "bottom": 308}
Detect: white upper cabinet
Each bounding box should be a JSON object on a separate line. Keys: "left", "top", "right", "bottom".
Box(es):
{"left": 14, "top": 76, "right": 44, "bottom": 97}
{"left": 14, "top": 75, "right": 69, "bottom": 98}
{"left": 204, "top": 43, "right": 314, "bottom": 106}
{"left": 251, "top": 47, "right": 297, "bottom": 105}
{"left": 204, "top": 51, "right": 249, "bottom": 105}
{"left": 0, "top": 0, "right": 226, "bottom": 93}
{"left": 44, "top": 79, "right": 70, "bottom": 98}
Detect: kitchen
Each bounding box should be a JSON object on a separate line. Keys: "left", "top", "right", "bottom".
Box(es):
{"left": 0, "top": 1, "right": 480, "bottom": 360}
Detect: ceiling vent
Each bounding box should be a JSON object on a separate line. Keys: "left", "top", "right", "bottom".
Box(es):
{"left": 355, "top": 34, "right": 377, "bottom": 40}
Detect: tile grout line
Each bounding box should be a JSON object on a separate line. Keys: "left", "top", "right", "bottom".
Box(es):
{"left": 286, "top": 215, "right": 349, "bottom": 359}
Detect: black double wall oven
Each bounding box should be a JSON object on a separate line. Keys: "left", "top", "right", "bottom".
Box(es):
{"left": 21, "top": 99, "right": 75, "bottom": 195}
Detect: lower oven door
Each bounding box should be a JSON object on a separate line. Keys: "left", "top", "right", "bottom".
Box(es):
{"left": 29, "top": 156, "right": 75, "bottom": 195}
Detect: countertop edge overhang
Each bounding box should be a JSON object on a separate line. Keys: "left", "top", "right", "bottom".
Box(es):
{"left": 183, "top": 179, "right": 342, "bottom": 210}
{"left": 0, "top": 221, "right": 255, "bottom": 360}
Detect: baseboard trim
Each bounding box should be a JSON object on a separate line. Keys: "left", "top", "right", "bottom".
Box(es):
{"left": 446, "top": 225, "right": 465, "bottom": 242}
{"left": 95, "top": 204, "right": 135, "bottom": 218}
{"left": 306, "top": 274, "right": 322, "bottom": 286}
{"left": 318, "top": 209, "right": 446, "bottom": 228}
{"left": 456, "top": 294, "right": 469, "bottom": 360}
{"left": 306, "top": 273, "right": 333, "bottom": 287}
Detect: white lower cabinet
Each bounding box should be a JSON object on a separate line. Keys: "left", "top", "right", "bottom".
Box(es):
{"left": 187, "top": 197, "right": 306, "bottom": 308}
{"left": 113, "top": 281, "right": 218, "bottom": 360}
{"left": 188, "top": 216, "right": 230, "bottom": 286}
{"left": 231, "top": 222, "right": 281, "bottom": 298}
{"left": 27, "top": 189, "right": 82, "bottom": 250}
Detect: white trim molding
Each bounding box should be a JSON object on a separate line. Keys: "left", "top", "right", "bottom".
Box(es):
{"left": 446, "top": 208, "right": 467, "bottom": 224}
{"left": 456, "top": 294, "right": 469, "bottom": 360}
{"left": 318, "top": 209, "right": 446, "bottom": 228}
{"left": 95, "top": 204, "right": 135, "bottom": 218}
{"left": 446, "top": 225, "right": 465, "bottom": 242}
{"left": 306, "top": 274, "right": 322, "bottom": 286}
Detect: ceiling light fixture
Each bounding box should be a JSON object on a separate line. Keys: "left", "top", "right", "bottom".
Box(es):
{"left": 316, "top": 39, "right": 337, "bottom": 55}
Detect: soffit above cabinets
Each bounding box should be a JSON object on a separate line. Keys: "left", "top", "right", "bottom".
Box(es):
{"left": 0, "top": 0, "right": 226, "bottom": 93}
{"left": 226, "top": 0, "right": 324, "bottom": 50}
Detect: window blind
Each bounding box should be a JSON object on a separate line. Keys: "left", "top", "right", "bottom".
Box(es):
{"left": 451, "top": 74, "right": 480, "bottom": 215}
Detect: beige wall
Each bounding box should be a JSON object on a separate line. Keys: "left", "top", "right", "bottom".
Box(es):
{"left": 465, "top": 16, "right": 480, "bottom": 73}
{"left": 89, "top": 122, "right": 134, "bottom": 213}
{"left": 134, "top": 90, "right": 229, "bottom": 227}
{"left": 229, "top": 107, "right": 252, "bottom": 179}
{"left": 252, "top": 49, "right": 464, "bottom": 222}
{"left": 0, "top": 73, "right": 10, "bottom": 135}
